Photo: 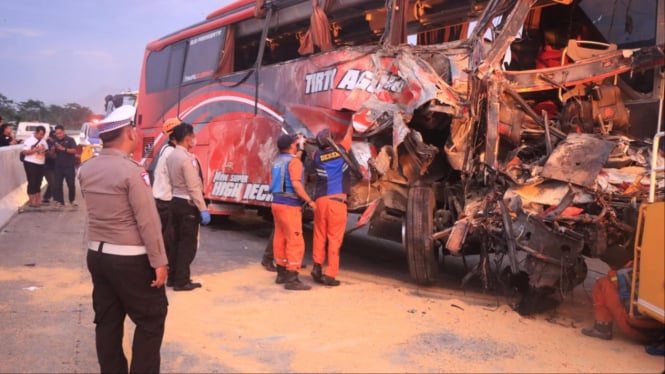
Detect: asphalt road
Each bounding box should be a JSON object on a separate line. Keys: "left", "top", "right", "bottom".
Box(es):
{"left": 0, "top": 195, "right": 663, "bottom": 373}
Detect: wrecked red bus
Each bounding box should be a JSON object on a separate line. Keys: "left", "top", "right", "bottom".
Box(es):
{"left": 135, "top": 0, "right": 665, "bottom": 307}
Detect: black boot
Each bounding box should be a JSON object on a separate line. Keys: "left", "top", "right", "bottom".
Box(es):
{"left": 320, "top": 274, "right": 340, "bottom": 286}
{"left": 261, "top": 257, "right": 277, "bottom": 272}
{"left": 284, "top": 271, "right": 311, "bottom": 291}
{"left": 275, "top": 265, "right": 287, "bottom": 284}
{"left": 311, "top": 263, "right": 323, "bottom": 283}
{"left": 582, "top": 321, "right": 613, "bottom": 340}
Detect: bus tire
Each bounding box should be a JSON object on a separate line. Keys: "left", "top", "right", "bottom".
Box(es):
{"left": 405, "top": 186, "right": 438, "bottom": 285}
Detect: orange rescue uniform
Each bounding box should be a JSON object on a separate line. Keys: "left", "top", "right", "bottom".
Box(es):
{"left": 592, "top": 269, "right": 662, "bottom": 342}
{"left": 312, "top": 130, "right": 352, "bottom": 278}
{"left": 271, "top": 157, "right": 306, "bottom": 271}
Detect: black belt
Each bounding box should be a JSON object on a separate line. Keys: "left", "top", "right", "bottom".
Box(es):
{"left": 329, "top": 197, "right": 347, "bottom": 204}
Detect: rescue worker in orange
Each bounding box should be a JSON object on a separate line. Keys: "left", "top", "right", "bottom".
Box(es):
{"left": 269, "top": 133, "right": 316, "bottom": 291}
{"left": 582, "top": 245, "right": 663, "bottom": 342}
{"left": 78, "top": 106, "right": 168, "bottom": 373}
{"left": 310, "top": 125, "right": 353, "bottom": 286}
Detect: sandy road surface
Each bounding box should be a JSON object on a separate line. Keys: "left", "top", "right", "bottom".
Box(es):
{"left": 0, "top": 199, "right": 663, "bottom": 373}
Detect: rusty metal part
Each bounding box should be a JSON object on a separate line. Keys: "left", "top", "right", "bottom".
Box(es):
{"left": 445, "top": 218, "right": 469, "bottom": 254}
{"left": 401, "top": 130, "right": 439, "bottom": 180}
{"left": 431, "top": 227, "right": 453, "bottom": 241}
{"left": 511, "top": 211, "right": 585, "bottom": 267}
{"left": 542, "top": 186, "right": 575, "bottom": 220}
{"left": 503, "top": 87, "right": 566, "bottom": 140}
{"left": 541, "top": 134, "right": 616, "bottom": 188}
{"left": 474, "top": 0, "right": 537, "bottom": 79}
{"left": 485, "top": 80, "right": 501, "bottom": 169}
{"left": 499, "top": 200, "right": 520, "bottom": 274}
{"left": 503, "top": 46, "right": 665, "bottom": 92}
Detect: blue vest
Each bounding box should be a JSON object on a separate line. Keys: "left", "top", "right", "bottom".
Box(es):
{"left": 313, "top": 146, "right": 349, "bottom": 198}
{"left": 270, "top": 153, "right": 302, "bottom": 206}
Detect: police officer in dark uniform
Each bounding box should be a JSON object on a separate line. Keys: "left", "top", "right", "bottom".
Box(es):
{"left": 78, "top": 106, "right": 168, "bottom": 373}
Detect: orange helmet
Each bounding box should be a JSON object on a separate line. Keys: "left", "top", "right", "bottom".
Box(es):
{"left": 163, "top": 118, "right": 181, "bottom": 135}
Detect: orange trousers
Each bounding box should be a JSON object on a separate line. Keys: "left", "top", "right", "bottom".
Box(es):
{"left": 271, "top": 203, "right": 305, "bottom": 271}
{"left": 592, "top": 275, "right": 662, "bottom": 341}
{"left": 312, "top": 196, "right": 347, "bottom": 278}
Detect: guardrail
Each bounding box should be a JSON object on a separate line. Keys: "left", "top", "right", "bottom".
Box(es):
{"left": 0, "top": 145, "right": 28, "bottom": 228}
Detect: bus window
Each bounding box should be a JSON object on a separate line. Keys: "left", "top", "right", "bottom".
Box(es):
{"left": 579, "top": 0, "right": 658, "bottom": 48}
{"left": 183, "top": 28, "right": 226, "bottom": 84}
{"left": 146, "top": 42, "right": 186, "bottom": 94}
{"left": 168, "top": 43, "right": 186, "bottom": 87}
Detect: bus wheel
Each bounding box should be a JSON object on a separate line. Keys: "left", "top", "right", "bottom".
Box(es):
{"left": 404, "top": 186, "right": 438, "bottom": 285}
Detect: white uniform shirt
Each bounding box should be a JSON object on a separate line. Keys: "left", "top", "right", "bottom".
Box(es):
{"left": 152, "top": 145, "right": 174, "bottom": 201}
{"left": 22, "top": 135, "right": 49, "bottom": 165}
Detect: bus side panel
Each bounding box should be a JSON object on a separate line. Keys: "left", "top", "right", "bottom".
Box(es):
{"left": 204, "top": 117, "right": 280, "bottom": 208}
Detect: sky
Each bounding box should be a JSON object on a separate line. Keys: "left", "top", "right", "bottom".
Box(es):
{"left": 0, "top": 0, "right": 233, "bottom": 114}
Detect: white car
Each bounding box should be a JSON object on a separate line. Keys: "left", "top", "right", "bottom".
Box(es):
{"left": 15, "top": 122, "right": 52, "bottom": 142}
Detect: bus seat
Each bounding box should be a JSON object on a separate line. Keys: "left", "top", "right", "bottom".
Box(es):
{"left": 562, "top": 39, "right": 617, "bottom": 63}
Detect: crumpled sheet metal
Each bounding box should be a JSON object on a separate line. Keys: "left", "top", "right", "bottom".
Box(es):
{"left": 349, "top": 49, "right": 463, "bottom": 149}
{"left": 503, "top": 180, "right": 595, "bottom": 215}
{"left": 541, "top": 133, "right": 616, "bottom": 188}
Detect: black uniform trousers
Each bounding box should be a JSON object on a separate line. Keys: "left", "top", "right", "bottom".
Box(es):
{"left": 169, "top": 197, "right": 200, "bottom": 287}
{"left": 23, "top": 161, "right": 44, "bottom": 195}
{"left": 54, "top": 166, "right": 76, "bottom": 204}
{"left": 87, "top": 249, "right": 168, "bottom": 374}
{"left": 155, "top": 199, "right": 175, "bottom": 281}
{"left": 42, "top": 166, "right": 55, "bottom": 201}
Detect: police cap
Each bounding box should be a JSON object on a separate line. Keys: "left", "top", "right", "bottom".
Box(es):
{"left": 95, "top": 105, "right": 136, "bottom": 134}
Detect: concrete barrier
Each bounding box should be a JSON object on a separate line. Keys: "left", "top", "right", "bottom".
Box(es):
{"left": 0, "top": 145, "right": 28, "bottom": 229}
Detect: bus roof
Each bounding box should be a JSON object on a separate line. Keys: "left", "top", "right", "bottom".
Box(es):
{"left": 206, "top": 0, "right": 255, "bottom": 20}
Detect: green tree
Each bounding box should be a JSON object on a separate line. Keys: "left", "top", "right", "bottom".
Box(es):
{"left": 17, "top": 99, "right": 48, "bottom": 122}
{"left": 0, "top": 94, "right": 17, "bottom": 122}
{"left": 1, "top": 93, "right": 95, "bottom": 129}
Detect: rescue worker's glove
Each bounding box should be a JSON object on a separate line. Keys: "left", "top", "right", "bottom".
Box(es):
{"left": 200, "top": 210, "right": 211, "bottom": 225}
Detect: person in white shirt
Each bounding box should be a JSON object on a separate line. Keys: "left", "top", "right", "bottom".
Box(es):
{"left": 21, "top": 126, "right": 49, "bottom": 208}
{"left": 152, "top": 118, "right": 180, "bottom": 286}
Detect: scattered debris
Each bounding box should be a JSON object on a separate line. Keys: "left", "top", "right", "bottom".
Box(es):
{"left": 450, "top": 304, "right": 464, "bottom": 311}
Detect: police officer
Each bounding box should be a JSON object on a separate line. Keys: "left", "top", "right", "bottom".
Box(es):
{"left": 78, "top": 105, "right": 168, "bottom": 373}
{"left": 269, "top": 133, "right": 316, "bottom": 291}
{"left": 152, "top": 118, "right": 180, "bottom": 286}
{"left": 166, "top": 123, "right": 210, "bottom": 291}
{"left": 310, "top": 125, "right": 353, "bottom": 286}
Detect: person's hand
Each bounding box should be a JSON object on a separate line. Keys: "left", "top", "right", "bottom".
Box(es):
{"left": 56, "top": 143, "right": 65, "bottom": 151}
{"left": 151, "top": 265, "right": 168, "bottom": 288}
{"left": 307, "top": 200, "right": 316, "bottom": 212}
{"left": 200, "top": 210, "right": 211, "bottom": 225}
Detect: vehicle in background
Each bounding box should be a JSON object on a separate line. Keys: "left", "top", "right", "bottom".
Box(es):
{"left": 80, "top": 93, "right": 138, "bottom": 162}
{"left": 16, "top": 121, "right": 52, "bottom": 142}
{"left": 78, "top": 121, "right": 103, "bottom": 162}
{"left": 133, "top": 0, "right": 664, "bottom": 306}
{"left": 104, "top": 91, "right": 138, "bottom": 115}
